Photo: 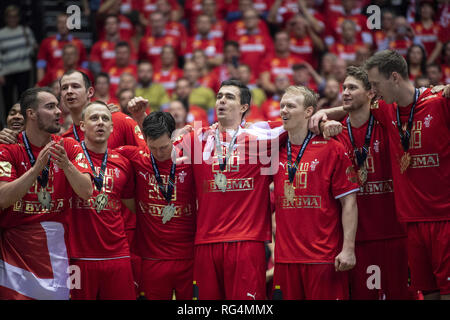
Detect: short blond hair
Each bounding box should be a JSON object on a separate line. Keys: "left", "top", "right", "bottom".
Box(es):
{"left": 284, "top": 85, "right": 318, "bottom": 113}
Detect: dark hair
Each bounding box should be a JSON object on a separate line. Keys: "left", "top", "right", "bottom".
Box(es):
{"left": 19, "top": 87, "right": 55, "bottom": 120}
{"left": 426, "top": 62, "right": 442, "bottom": 72}
{"left": 406, "top": 44, "right": 427, "bottom": 77}
{"left": 95, "top": 72, "right": 110, "bottom": 84}
{"left": 104, "top": 14, "right": 119, "bottom": 23}
{"left": 224, "top": 40, "right": 239, "bottom": 50}
{"left": 346, "top": 66, "right": 371, "bottom": 91}
{"left": 116, "top": 41, "right": 130, "bottom": 50}
{"left": 142, "top": 111, "right": 176, "bottom": 140}
{"left": 219, "top": 79, "right": 251, "bottom": 119}
{"left": 60, "top": 69, "right": 92, "bottom": 90}
{"left": 364, "top": 50, "right": 409, "bottom": 80}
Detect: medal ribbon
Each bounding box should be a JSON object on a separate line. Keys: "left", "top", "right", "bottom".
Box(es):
{"left": 72, "top": 125, "right": 81, "bottom": 142}
{"left": 396, "top": 88, "right": 419, "bottom": 152}
{"left": 22, "top": 131, "right": 50, "bottom": 189}
{"left": 215, "top": 128, "right": 240, "bottom": 172}
{"left": 81, "top": 141, "right": 108, "bottom": 192}
{"left": 150, "top": 153, "right": 176, "bottom": 204}
{"left": 287, "top": 131, "right": 313, "bottom": 183}
{"left": 346, "top": 114, "right": 374, "bottom": 168}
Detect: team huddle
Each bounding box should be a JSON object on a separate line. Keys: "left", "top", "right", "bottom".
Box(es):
{"left": 0, "top": 50, "right": 448, "bottom": 300}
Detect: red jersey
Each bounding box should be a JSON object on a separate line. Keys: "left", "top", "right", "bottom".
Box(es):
{"left": 229, "top": 33, "right": 274, "bottom": 77}
{"left": 105, "top": 64, "right": 137, "bottom": 97}
{"left": 329, "top": 42, "right": 367, "bottom": 63}
{"left": 98, "top": 15, "right": 135, "bottom": 41}
{"left": 198, "top": 72, "right": 220, "bottom": 93}
{"left": 273, "top": 135, "right": 359, "bottom": 263}
{"left": 0, "top": 134, "right": 90, "bottom": 228}
{"left": 245, "top": 105, "right": 266, "bottom": 123}
{"left": 89, "top": 39, "right": 137, "bottom": 72}
{"left": 184, "top": 35, "right": 224, "bottom": 61}
{"left": 186, "top": 105, "right": 210, "bottom": 127}
{"left": 335, "top": 116, "right": 406, "bottom": 242}
{"left": 387, "top": 39, "right": 413, "bottom": 58}
{"left": 138, "top": 0, "right": 181, "bottom": 20}
{"left": 191, "top": 19, "right": 228, "bottom": 40}
{"left": 260, "top": 54, "right": 304, "bottom": 83}
{"left": 289, "top": 36, "right": 317, "bottom": 68}
{"left": 138, "top": 34, "right": 182, "bottom": 71}
{"left": 370, "top": 89, "right": 450, "bottom": 222}
{"left": 226, "top": 20, "right": 271, "bottom": 41}
{"left": 62, "top": 111, "right": 145, "bottom": 149}
{"left": 153, "top": 67, "right": 183, "bottom": 97}
{"left": 116, "top": 145, "right": 196, "bottom": 260}
{"left": 37, "top": 66, "right": 93, "bottom": 88}
{"left": 411, "top": 22, "right": 442, "bottom": 57}
{"left": 325, "top": 14, "right": 373, "bottom": 47}
{"left": 184, "top": 0, "right": 227, "bottom": 31}
{"left": 68, "top": 148, "right": 134, "bottom": 259}
{"left": 181, "top": 125, "right": 283, "bottom": 245}
{"left": 37, "top": 35, "right": 87, "bottom": 72}
{"left": 261, "top": 96, "right": 282, "bottom": 122}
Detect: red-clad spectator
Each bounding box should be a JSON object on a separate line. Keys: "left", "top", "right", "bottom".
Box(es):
{"left": 406, "top": 44, "right": 427, "bottom": 82}
{"left": 37, "top": 43, "right": 93, "bottom": 88}
{"left": 138, "top": 0, "right": 183, "bottom": 25}
{"left": 186, "top": 0, "right": 227, "bottom": 36}
{"left": 98, "top": 0, "right": 136, "bottom": 40}
{"left": 36, "top": 13, "right": 88, "bottom": 82}
{"left": 173, "top": 78, "right": 209, "bottom": 126}
{"left": 228, "top": 9, "right": 274, "bottom": 79}
{"left": 268, "top": 0, "right": 325, "bottom": 34}
{"left": 138, "top": 11, "right": 182, "bottom": 70}
{"left": 411, "top": 1, "right": 443, "bottom": 64}
{"left": 184, "top": 15, "right": 224, "bottom": 67}
{"left": 237, "top": 64, "right": 267, "bottom": 108}
{"left": 143, "top": 0, "right": 187, "bottom": 51}
{"left": 90, "top": 15, "right": 137, "bottom": 75}
{"left": 291, "top": 62, "right": 320, "bottom": 92}
{"left": 153, "top": 45, "right": 183, "bottom": 97}
{"left": 324, "top": 0, "right": 373, "bottom": 49}
{"left": 287, "top": 15, "right": 325, "bottom": 69}
{"left": 92, "top": 72, "right": 119, "bottom": 105}
{"left": 317, "top": 77, "right": 342, "bottom": 110}
{"left": 192, "top": 49, "right": 220, "bottom": 93}
{"left": 106, "top": 41, "right": 138, "bottom": 97}
{"left": 426, "top": 63, "right": 444, "bottom": 86}
{"left": 259, "top": 31, "right": 304, "bottom": 95}
{"left": 380, "top": 16, "right": 423, "bottom": 58}
{"left": 226, "top": 0, "right": 274, "bottom": 21}
{"left": 372, "top": 9, "right": 396, "bottom": 52}
{"left": 226, "top": 10, "right": 271, "bottom": 41}
{"left": 211, "top": 40, "right": 241, "bottom": 85}
{"left": 323, "top": 0, "right": 367, "bottom": 18}
{"left": 329, "top": 19, "right": 368, "bottom": 64}
{"left": 260, "top": 74, "right": 290, "bottom": 121}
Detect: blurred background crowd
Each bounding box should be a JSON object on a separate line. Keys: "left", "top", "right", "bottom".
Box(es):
{"left": 0, "top": 0, "right": 448, "bottom": 131}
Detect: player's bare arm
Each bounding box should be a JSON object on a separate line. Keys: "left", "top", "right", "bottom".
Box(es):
{"left": 121, "top": 198, "right": 136, "bottom": 214}
{"left": 335, "top": 192, "right": 358, "bottom": 272}
{"left": 49, "top": 140, "right": 93, "bottom": 200}
{"left": 0, "top": 141, "right": 55, "bottom": 208}
{"left": 308, "top": 106, "right": 348, "bottom": 135}
{"left": 127, "top": 96, "right": 149, "bottom": 131}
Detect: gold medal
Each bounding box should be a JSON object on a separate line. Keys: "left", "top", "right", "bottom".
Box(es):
{"left": 284, "top": 182, "right": 295, "bottom": 205}
{"left": 37, "top": 188, "right": 51, "bottom": 211}
{"left": 214, "top": 173, "right": 227, "bottom": 192}
{"left": 162, "top": 203, "right": 176, "bottom": 224}
{"left": 400, "top": 152, "right": 411, "bottom": 174}
{"left": 358, "top": 166, "right": 368, "bottom": 186}
{"left": 94, "top": 192, "right": 109, "bottom": 213}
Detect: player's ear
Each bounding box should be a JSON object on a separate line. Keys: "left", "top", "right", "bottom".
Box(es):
{"left": 80, "top": 120, "right": 86, "bottom": 132}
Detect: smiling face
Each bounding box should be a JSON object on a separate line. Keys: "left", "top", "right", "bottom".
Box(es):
{"left": 367, "top": 66, "right": 396, "bottom": 104}
{"left": 80, "top": 103, "right": 113, "bottom": 145}
{"left": 280, "top": 93, "right": 313, "bottom": 133}
{"left": 7, "top": 103, "right": 24, "bottom": 131}
{"left": 342, "top": 76, "right": 370, "bottom": 111}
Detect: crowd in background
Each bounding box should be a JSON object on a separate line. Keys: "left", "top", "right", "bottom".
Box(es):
{"left": 0, "top": 0, "right": 449, "bottom": 132}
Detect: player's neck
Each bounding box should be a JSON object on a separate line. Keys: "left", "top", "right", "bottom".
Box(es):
{"left": 288, "top": 125, "right": 309, "bottom": 145}
{"left": 396, "top": 82, "right": 417, "bottom": 107}
{"left": 25, "top": 125, "right": 52, "bottom": 147}
{"left": 70, "top": 105, "right": 87, "bottom": 126}
{"left": 84, "top": 139, "right": 108, "bottom": 154}
{"left": 218, "top": 119, "right": 241, "bottom": 132}
{"left": 348, "top": 103, "right": 370, "bottom": 128}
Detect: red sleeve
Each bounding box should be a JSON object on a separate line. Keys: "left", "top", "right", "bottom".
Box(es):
{"left": 120, "top": 157, "right": 135, "bottom": 199}
{"left": 89, "top": 42, "right": 101, "bottom": 63}
{"left": 123, "top": 116, "right": 146, "bottom": 147}
{"left": 0, "top": 146, "right": 17, "bottom": 182}
{"left": 37, "top": 38, "right": 50, "bottom": 65}
{"left": 330, "top": 141, "right": 359, "bottom": 199}
{"left": 63, "top": 138, "right": 92, "bottom": 175}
